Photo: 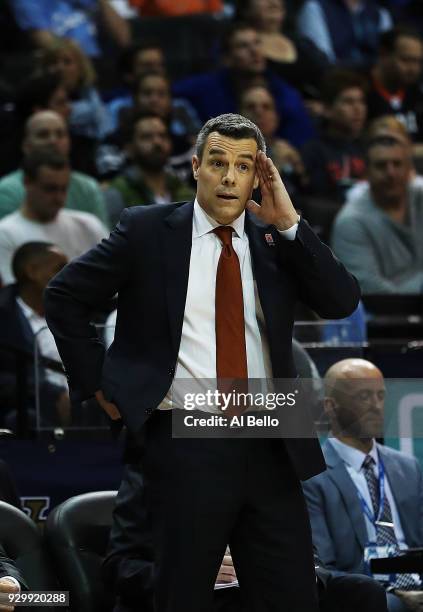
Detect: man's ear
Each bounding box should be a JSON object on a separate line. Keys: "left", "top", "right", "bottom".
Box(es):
{"left": 253, "top": 172, "right": 259, "bottom": 190}
{"left": 323, "top": 396, "right": 337, "bottom": 419}
{"left": 24, "top": 261, "right": 39, "bottom": 284}
{"left": 323, "top": 395, "right": 339, "bottom": 434}
{"left": 192, "top": 155, "right": 200, "bottom": 181}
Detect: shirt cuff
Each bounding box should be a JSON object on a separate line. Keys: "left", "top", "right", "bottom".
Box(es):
{"left": 277, "top": 216, "right": 300, "bottom": 241}
{"left": 1, "top": 576, "right": 20, "bottom": 591}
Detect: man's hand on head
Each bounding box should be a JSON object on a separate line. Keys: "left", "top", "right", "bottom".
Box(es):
{"left": 0, "top": 577, "right": 19, "bottom": 612}
{"left": 95, "top": 390, "right": 121, "bottom": 420}
{"left": 246, "top": 150, "right": 299, "bottom": 231}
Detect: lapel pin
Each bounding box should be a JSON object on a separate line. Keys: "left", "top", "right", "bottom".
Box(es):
{"left": 265, "top": 233, "right": 275, "bottom": 246}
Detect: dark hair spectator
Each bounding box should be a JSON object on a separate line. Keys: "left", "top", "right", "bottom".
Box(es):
{"left": 11, "top": 240, "right": 55, "bottom": 287}
{"left": 302, "top": 70, "right": 367, "bottom": 202}
{"left": 117, "top": 42, "right": 166, "bottom": 82}
{"left": 14, "top": 71, "right": 70, "bottom": 123}
{"left": 367, "top": 26, "right": 423, "bottom": 154}
{"left": 104, "top": 113, "right": 194, "bottom": 226}
{"left": 21, "top": 148, "right": 69, "bottom": 181}
{"left": 320, "top": 69, "right": 368, "bottom": 106}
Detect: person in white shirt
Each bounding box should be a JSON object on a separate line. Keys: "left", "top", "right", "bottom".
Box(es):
{"left": 304, "top": 358, "right": 423, "bottom": 612}
{"left": 0, "top": 148, "right": 107, "bottom": 285}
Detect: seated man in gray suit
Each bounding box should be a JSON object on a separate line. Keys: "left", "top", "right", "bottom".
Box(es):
{"left": 304, "top": 358, "right": 423, "bottom": 612}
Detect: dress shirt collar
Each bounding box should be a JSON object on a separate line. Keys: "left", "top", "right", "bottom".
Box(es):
{"left": 16, "top": 295, "right": 40, "bottom": 322}
{"left": 329, "top": 437, "right": 378, "bottom": 474}
{"left": 193, "top": 198, "right": 246, "bottom": 240}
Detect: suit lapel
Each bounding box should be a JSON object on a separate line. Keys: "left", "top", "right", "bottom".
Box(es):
{"left": 162, "top": 202, "right": 194, "bottom": 355}
{"left": 324, "top": 441, "right": 368, "bottom": 549}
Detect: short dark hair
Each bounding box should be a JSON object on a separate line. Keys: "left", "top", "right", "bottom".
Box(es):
{"left": 119, "top": 110, "right": 169, "bottom": 145}
{"left": 379, "top": 26, "right": 422, "bottom": 54}
{"left": 15, "top": 71, "right": 63, "bottom": 121}
{"left": 133, "top": 70, "right": 170, "bottom": 95}
{"left": 195, "top": 113, "right": 266, "bottom": 160}
{"left": 221, "top": 22, "right": 257, "bottom": 54}
{"left": 12, "top": 241, "right": 54, "bottom": 286}
{"left": 365, "top": 135, "right": 409, "bottom": 162}
{"left": 22, "top": 148, "right": 69, "bottom": 181}
{"left": 117, "top": 42, "right": 164, "bottom": 76}
{"left": 321, "top": 69, "right": 367, "bottom": 106}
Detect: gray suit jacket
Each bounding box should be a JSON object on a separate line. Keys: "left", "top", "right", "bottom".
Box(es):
{"left": 303, "top": 439, "right": 423, "bottom": 574}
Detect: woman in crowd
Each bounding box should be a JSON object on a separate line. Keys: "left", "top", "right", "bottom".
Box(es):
{"left": 39, "top": 37, "right": 112, "bottom": 142}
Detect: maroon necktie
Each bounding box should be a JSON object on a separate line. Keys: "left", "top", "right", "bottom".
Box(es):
{"left": 214, "top": 227, "right": 248, "bottom": 415}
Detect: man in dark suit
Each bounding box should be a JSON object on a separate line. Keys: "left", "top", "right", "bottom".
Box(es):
{"left": 0, "top": 242, "right": 69, "bottom": 431}
{"left": 45, "top": 113, "right": 360, "bottom": 612}
{"left": 303, "top": 358, "right": 423, "bottom": 612}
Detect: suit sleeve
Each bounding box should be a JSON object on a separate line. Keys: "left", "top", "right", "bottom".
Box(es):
{"left": 0, "top": 544, "right": 28, "bottom": 589}
{"left": 279, "top": 217, "right": 361, "bottom": 318}
{"left": 303, "top": 479, "right": 338, "bottom": 571}
{"left": 44, "top": 208, "right": 133, "bottom": 404}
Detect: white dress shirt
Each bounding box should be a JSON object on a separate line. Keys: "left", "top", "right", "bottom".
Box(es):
{"left": 159, "top": 199, "right": 298, "bottom": 411}
{"left": 16, "top": 297, "right": 67, "bottom": 390}
{"left": 329, "top": 437, "right": 407, "bottom": 545}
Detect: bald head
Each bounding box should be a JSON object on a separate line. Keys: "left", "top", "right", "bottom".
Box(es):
{"left": 23, "top": 111, "right": 70, "bottom": 158}
{"left": 325, "top": 358, "right": 383, "bottom": 394}
{"left": 324, "top": 359, "right": 385, "bottom": 441}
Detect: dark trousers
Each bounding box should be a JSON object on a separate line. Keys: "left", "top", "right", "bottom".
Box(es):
{"left": 105, "top": 455, "right": 388, "bottom": 612}
{"left": 211, "top": 573, "right": 388, "bottom": 612}
{"left": 108, "top": 410, "right": 319, "bottom": 612}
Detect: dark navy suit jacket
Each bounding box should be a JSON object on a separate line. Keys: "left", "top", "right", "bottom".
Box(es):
{"left": 44, "top": 201, "right": 360, "bottom": 481}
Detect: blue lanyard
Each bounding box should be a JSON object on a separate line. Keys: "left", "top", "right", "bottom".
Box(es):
{"left": 356, "top": 459, "right": 387, "bottom": 527}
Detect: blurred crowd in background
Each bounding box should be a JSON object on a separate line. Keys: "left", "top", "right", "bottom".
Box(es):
{"left": 0, "top": 0, "right": 423, "bottom": 431}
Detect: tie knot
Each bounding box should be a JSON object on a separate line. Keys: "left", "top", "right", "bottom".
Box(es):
{"left": 362, "top": 455, "right": 375, "bottom": 471}
{"left": 214, "top": 226, "right": 233, "bottom": 247}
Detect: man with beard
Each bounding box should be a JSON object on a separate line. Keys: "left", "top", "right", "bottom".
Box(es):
{"left": 331, "top": 135, "right": 423, "bottom": 294}
{"left": 103, "top": 113, "right": 194, "bottom": 226}
{"left": 367, "top": 27, "right": 423, "bottom": 147}
{"left": 303, "top": 358, "right": 423, "bottom": 612}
